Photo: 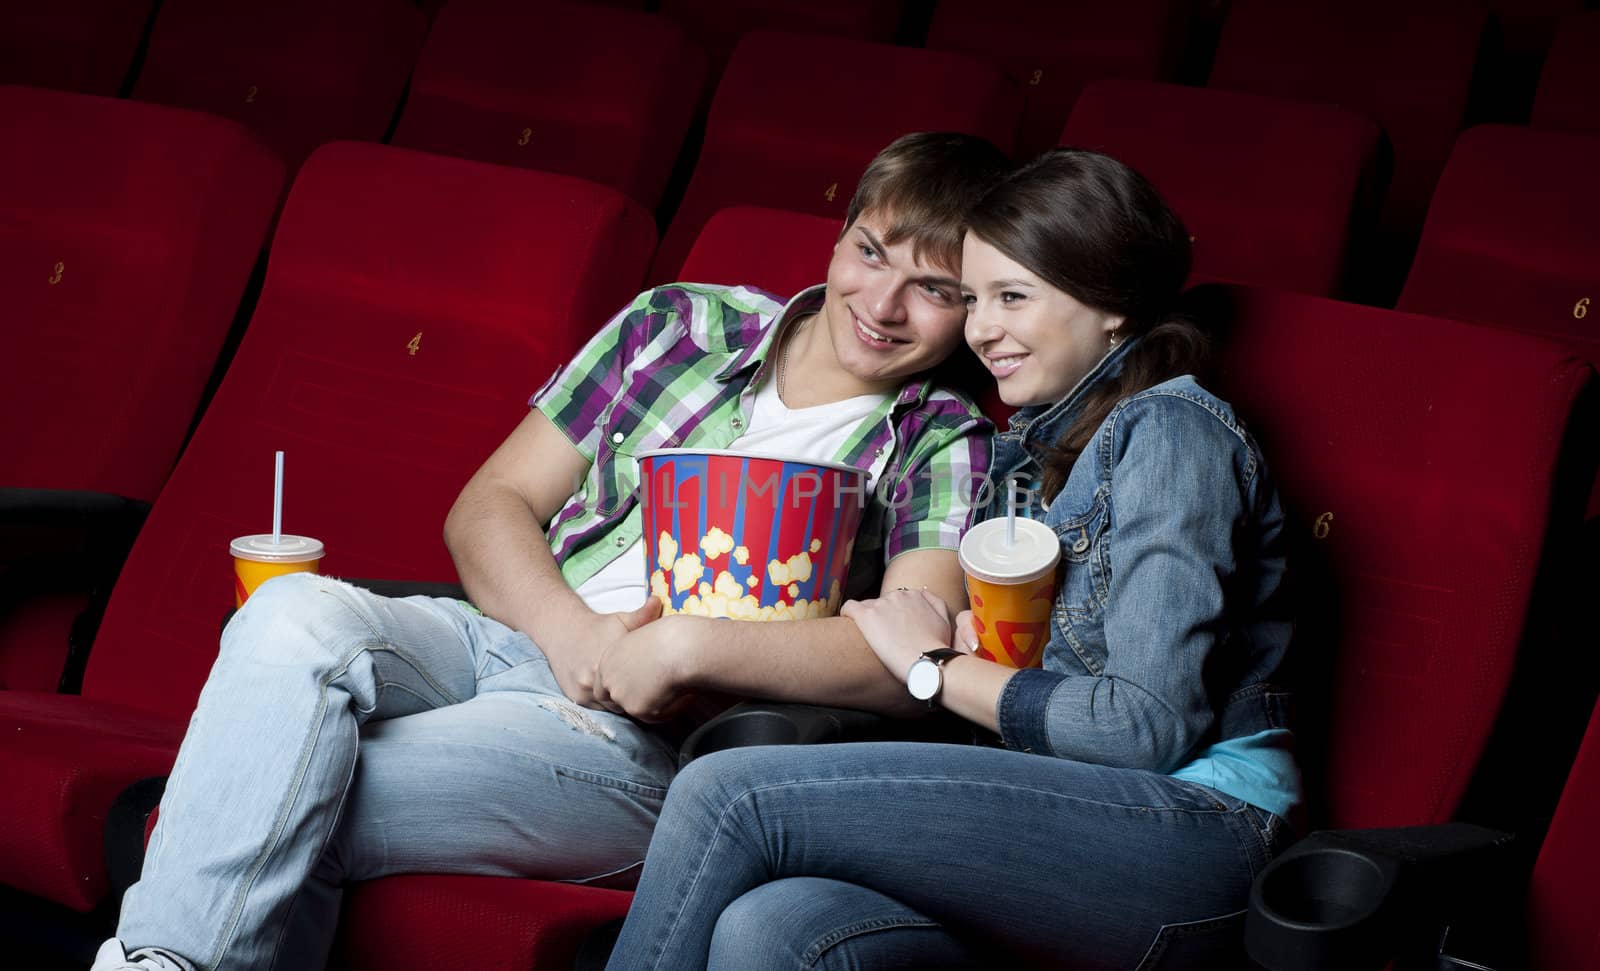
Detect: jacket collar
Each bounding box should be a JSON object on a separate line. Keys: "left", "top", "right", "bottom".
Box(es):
{"left": 1006, "top": 333, "right": 1144, "bottom": 452}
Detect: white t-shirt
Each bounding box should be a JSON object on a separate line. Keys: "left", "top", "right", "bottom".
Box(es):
{"left": 576, "top": 377, "right": 889, "bottom": 615}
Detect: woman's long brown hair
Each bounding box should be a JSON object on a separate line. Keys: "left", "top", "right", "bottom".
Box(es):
{"left": 965, "top": 149, "right": 1209, "bottom": 500}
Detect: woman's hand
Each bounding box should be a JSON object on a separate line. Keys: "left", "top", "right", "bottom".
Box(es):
{"left": 952, "top": 609, "right": 980, "bottom": 654}
{"left": 840, "top": 588, "right": 955, "bottom": 683}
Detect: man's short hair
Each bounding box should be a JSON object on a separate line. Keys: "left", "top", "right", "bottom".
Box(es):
{"left": 844, "top": 132, "right": 1011, "bottom": 275}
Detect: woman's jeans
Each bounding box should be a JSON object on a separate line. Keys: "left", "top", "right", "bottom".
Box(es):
{"left": 606, "top": 743, "right": 1292, "bottom": 971}
{"left": 117, "top": 573, "right": 679, "bottom": 971}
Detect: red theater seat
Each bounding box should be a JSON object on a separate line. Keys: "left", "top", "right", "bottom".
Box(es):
{"left": 651, "top": 30, "right": 1020, "bottom": 283}
{"left": 391, "top": 0, "right": 706, "bottom": 209}
{"left": 1208, "top": 0, "right": 1487, "bottom": 245}
{"left": 0, "top": 143, "right": 654, "bottom": 914}
{"left": 0, "top": 1, "right": 154, "bottom": 95}
{"left": 1532, "top": 12, "right": 1600, "bottom": 135}
{"left": 1197, "top": 284, "right": 1596, "bottom": 832}
{"left": 926, "top": 0, "right": 1190, "bottom": 159}
{"left": 657, "top": 0, "right": 903, "bottom": 77}
{"left": 1061, "top": 80, "right": 1383, "bottom": 298}
{"left": 1399, "top": 126, "right": 1600, "bottom": 368}
{"left": 0, "top": 85, "right": 281, "bottom": 692}
{"left": 1528, "top": 693, "right": 1600, "bottom": 970}
{"left": 131, "top": 0, "right": 428, "bottom": 172}
{"left": 674, "top": 205, "right": 841, "bottom": 298}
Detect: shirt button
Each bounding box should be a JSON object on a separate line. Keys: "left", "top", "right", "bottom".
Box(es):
{"left": 731, "top": 417, "right": 744, "bottom": 429}
{"left": 873, "top": 447, "right": 883, "bottom": 457}
{"left": 1072, "top": 536, "right": 1089, "bottom": 554}
{"left": 615, "top": 536, "right": 626, "bottom": 547}
{"left": 611, "top": 431, "right": 625, "bottom": 444}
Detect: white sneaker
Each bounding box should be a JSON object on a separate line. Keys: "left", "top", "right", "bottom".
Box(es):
{"left": 90, "top": 939, "right": 191, "bottom": 971}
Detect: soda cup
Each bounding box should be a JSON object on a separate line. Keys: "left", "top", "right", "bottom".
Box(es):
{"left": 959, "top": 517, "right": 1060, "bottom": 668}
{"left": 231, "top": 534, "right": 325, "bottom": 607}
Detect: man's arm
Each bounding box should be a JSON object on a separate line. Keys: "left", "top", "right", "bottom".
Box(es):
{"left": 444, "top": 409, "right": 654, "bottom": 705}
{"left": 593, "top": 548, "right": 967, "bottom": 720}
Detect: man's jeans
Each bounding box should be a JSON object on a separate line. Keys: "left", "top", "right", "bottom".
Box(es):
{"left": 118, "top": 573, "right": 678, "bottom": 971}
{"left": 606, "top": 743, "right": 1292, "bottom": 971}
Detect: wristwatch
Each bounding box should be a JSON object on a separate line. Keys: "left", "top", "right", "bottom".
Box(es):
{"left": 906, "top": 648, "right": 963, "bottom": 706}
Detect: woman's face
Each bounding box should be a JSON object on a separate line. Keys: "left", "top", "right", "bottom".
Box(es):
{"left": 961, "top": 235, "right": 1123, "bottom": 408}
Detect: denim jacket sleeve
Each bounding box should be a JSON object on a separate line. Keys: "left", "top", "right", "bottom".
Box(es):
{"left": 996, "top": 392, "right": 1257, "bottom": 772}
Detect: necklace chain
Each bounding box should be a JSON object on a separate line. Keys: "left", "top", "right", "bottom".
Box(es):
{"left": 777, "top": 314, "right": 810, "bottom": 402}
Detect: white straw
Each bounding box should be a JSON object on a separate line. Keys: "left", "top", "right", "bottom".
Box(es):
{"left": 1006, "top": 478, "right": 1017, "bottom": 546}
{"left": 272, "top": 450, "right": 284, "bottom": 545}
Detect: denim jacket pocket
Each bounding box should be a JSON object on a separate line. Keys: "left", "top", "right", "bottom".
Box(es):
{"left": 1049, "top": 496, "right": 1111, "bottom": 675}
{"left": 1051, "top": 496, "right": 1110, "bottom": 618}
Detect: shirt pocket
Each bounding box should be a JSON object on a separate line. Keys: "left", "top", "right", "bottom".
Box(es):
{"left": 592, "top": 398, "right": 683, "bottom": 515}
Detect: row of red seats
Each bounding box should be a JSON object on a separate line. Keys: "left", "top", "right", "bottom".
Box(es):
{"left": 2, "top": 1, "right": 1597, "bottom": 266}
{"left": 1, "top": 82, "right": 1598, "bottom": 967}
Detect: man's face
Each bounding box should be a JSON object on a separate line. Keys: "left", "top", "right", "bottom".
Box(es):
{"left": 817, "top": 209, "right": 968, "bottom": 393}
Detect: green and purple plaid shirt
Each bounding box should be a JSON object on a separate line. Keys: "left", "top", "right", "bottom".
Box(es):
{"left": 532, "top": 283, "right": 994, "bottom": 596}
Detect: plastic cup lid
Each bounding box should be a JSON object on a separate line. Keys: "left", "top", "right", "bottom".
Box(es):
{"left": 959, "top": 517, "right": 1060, "bottom": 585}
{"left": 230, "top": 534, "right": 325, "bottom": 562}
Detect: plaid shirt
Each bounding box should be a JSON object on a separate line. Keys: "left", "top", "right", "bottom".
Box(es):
{"left": 532, "top": 283, "right": 994, "bottom": 595}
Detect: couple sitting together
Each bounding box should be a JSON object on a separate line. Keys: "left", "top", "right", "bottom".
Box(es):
{"left": 95, "top": 131, "right": 1298, "bottom": 971}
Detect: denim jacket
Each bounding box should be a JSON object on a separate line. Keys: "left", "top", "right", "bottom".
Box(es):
{"left": 983, "top": 337, "right": 1300, "bottom": 817}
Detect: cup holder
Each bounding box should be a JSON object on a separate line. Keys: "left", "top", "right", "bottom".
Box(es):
{"left": 1256, "top": 847, "right": 1389, "bottom": 927}
{"left": 680, "top": 709, "right": 804, "bottom": 762}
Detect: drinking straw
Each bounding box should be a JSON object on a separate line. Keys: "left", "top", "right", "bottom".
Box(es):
{"left": 1006, "top": 477, "right": 1017, "bottom": 546}
{"left": 272, "top": 450, "right": 284, "bottom": 546}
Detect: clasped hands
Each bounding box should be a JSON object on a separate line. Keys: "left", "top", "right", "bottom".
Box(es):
{"left": 552, "top": 590, "right": 980, "bottom": 722}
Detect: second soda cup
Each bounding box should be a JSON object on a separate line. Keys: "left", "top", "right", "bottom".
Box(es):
{"left": 959, "top": 517, "right": 1060, "bottom": 669}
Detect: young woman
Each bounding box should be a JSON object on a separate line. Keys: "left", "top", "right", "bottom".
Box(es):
{"left": 602, "top": 149, "right": 1299, "bottom": 971}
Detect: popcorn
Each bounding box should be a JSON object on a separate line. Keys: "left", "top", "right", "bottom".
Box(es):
{"left": 673, "top": 552, "right": 704, "bottom": 594}
{"left": 767, "top": 550, "right": 814, "bottom": 586}
{"left": 701, "top": 527, "right": 735, "bottom": 562}
{"left": 733, "top": 545, "right": 750, "bottom": 565}
{"left": 658, "top": 532, "right": 679, "bottom": 568}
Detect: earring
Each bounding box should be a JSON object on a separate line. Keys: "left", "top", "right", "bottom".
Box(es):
{"left": 1108, "top": 330, "right": 1122, "bottom": 349}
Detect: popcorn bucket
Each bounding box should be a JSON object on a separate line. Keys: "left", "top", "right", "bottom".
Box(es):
{"left": 638, "top": 449, "right": 867, "bottom": 620}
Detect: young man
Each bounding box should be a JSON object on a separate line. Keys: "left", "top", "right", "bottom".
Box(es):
{"left": 94, "top": 132, "right": 1007, "bottom": 971}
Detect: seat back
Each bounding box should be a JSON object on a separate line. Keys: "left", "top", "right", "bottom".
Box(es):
{"left": 132, "top": 0, "right": 427, "bottom": 172}
{"left": 1062, "top": 80, "right": 1383, "bottom": 298}
{"left": 650, "top": 30, "right": 1021, "bottom": 282}
{"left": 657, "top": 0, "right": 903, "bottom": 76}
{"left": 1398, "top": 125, "right": 1600, "bottom": 363}
{"left": 1532, "top": 12, "right": 1600, "bottom": 136}
{"left": 1527, "top": 692, "right": 1600, "bottom": 970}
{"left": 676, "top": 205, "right": 841, "bottom": 299}
{"left": 390, "top": 0, "right": 706, "bottom": 209}
{"left": 1194, "top": 284, "right": 1595, "bottom": 829}
{"left": 1208, "top": 0, "right": 1486, "bottom": 237}
{"left": 927, "top": 0, "right": 1190, "bottom": 158}
{"left": 80, "top": 143, "right": 656, "bottom": 717}
{"left": 0, "top": 1, "right": 154, "bottom": 95}
{"left": 0, "top": 85, "right": 283, "bottom": 500}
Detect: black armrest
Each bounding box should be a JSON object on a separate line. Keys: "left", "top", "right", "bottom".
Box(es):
{"left": 221, "top": 577, "right": 469, "bottom": 632}
{"left": 1245, "top": 823, "right": 1514, "bottom": 971}
{"left": 0, "top": 487, "right": 150, "bottom": 566}
{"left": 0, "top": 488, "right": 151, "bottom": 692}
{"left": 677, "top": 701, "right": 983, "bottom": 768}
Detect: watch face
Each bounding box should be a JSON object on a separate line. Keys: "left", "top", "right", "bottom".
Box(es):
{"left": 907, "top": 658, "right": 941, "bottom": 701}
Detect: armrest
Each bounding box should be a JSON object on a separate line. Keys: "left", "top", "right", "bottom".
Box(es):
{"left": 1245, "top": 823, "right": 1514, "bottom": 971}
{"left": 1, "top": 488, "right": 151, "bottom": 692}
{"left": 221, "top": 577, "right": 469, "bottom": 632}
{"left": 0, "top": 487, "right": 149, "bottom": 571}
{"left": 677, "top": 701, "right": 983, "bottom": 768}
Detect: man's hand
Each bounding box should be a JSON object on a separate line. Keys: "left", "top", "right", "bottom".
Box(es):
{"left": 548, "top": 597, "right": 662, "bottom": 708}
{"left": 592, "top": 610, "right": 706, "bottom": 722}
{"left": 840, "top": 588, "right": 956, "bottom": 685}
